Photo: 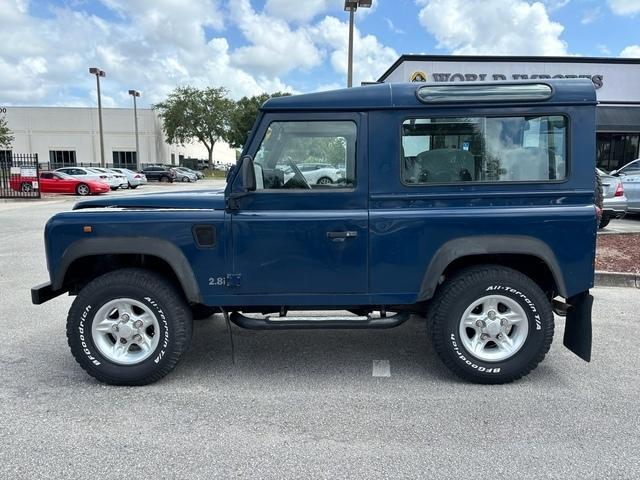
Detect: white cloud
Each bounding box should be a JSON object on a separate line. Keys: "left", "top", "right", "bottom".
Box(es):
{"left": 265, "top": 0, "right": 336, "bottom": 23}
{"left": 581, "top": 7, "right": 601, "bottom": 24}
{"left": 608, "top": 0, "right": 640, "bottom": 15}
{"left": 416, "top": 0, "right": 568, "bottom": 55}
{"left": 310, "top": 16, "right": 399, "bottom": 84}
{"left": 0, "top": 0, "right": 295, "bottom": 106}
{"left": 620, "top": 45, "right": 640, "bottom": 57}
{"left": 385, "top": 17, "right": 405, "bottom": 34}
{"left": 229, "top": 0, "right": 323, "bottom": 76}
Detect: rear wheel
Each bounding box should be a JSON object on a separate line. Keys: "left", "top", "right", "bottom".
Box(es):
{"left": 21, "top": 182, "right": 33, "bottom": 192}
{"left": 76, "top": 183, "right": 90, "bottom": 196}
{"left": 428, "top": 265, "right": 554, "bottom": 384}
{"left": 317, "top": 177, "right": 333, "bottom": 185}
{"left": 128, "top": 182, "right": 138, "bottom": 189}
{"left": 66, "top": 268, "right": 193, "bottom": 385}
{"left": 160, "top": 176, "right": 170, "bottom": 183}
{"left": 181, "top": 177, "right": 189, "bottom": 182}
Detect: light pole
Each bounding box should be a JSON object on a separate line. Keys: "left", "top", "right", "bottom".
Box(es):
{"left": 344, "top": 0, "right": 372, "bottom": 88}
{"left": 128, "top": 90, "right": 140, "bottom": 171}
{"left": 89, "top": 67, "right": 106, "bottom": 167}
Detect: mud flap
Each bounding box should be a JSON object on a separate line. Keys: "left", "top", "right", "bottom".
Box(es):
{"left": 563, "top": 291, "right": 593, "bottom": 362}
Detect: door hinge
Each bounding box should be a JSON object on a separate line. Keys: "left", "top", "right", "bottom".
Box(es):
{"left": 226, "top": 273, "right": 242, "bottom": 288}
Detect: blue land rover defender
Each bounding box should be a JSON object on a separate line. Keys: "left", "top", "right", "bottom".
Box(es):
{"left": 32, "top": 80, "right": 597, "bottom": 385}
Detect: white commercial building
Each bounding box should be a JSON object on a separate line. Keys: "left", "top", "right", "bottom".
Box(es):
{"left": 1, "top": 106, "right": 236, "bottom": 169}
{"left": 378, "top": 55, "right": 640, "bottom": 172}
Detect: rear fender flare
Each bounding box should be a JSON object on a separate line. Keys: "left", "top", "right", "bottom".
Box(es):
{"left": 418, "top": 235, "right": 567, "bottom": 301}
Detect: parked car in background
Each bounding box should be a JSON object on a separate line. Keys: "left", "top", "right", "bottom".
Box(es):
{"left": 597, "top": 168, "right": 627, "bottom": 228}
{"left": 55, "top": 166, "right": 112, "bottom": 188}
{"left": 90, "top": 167, "right": 128, "bottom": 189}
{"left": 175, "top": 166, "right": 203, "bottom": 180}
{"left": 142, "top": 165, "right": 176, "bottom": 183}
{"left": 11, "top": 171, "right": 110, "bottom": 196}
{"left": 172, "top": 168, "right": 197, "bottom": 183}
{"left": 281, "top": 163, "right": 344, "bottom": 185}
{"left": 611, "top": 158, "right": 640, "bottom": 213}
{"left": 110, "top": 168, "right": 147, "bottom": 189}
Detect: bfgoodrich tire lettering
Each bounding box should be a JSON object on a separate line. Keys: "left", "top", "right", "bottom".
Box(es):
{"left": 428, "top": 265, "right": 554, "bottom": 384}
{"left": 66, "top": 268, "right": 192, "bottom": 385}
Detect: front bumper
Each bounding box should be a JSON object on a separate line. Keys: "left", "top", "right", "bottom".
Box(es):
{"left": 31, "top": 282, "right": 66, "bottom": 305}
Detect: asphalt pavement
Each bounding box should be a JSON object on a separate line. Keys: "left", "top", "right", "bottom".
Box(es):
{"left": 1, "top": 183, "right": 639, "bottom": 479}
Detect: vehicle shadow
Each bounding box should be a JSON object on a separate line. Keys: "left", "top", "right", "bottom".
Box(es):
{"left": 177, "top": 314, "right": 456, "bottom": 384}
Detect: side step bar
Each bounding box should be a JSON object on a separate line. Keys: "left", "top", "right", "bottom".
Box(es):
{"left": 229, "top": 311, "right": 410, "bottom": 330}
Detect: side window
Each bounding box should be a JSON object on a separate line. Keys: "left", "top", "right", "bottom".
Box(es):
{"left": 401, "top": 115, "right": 567, "bottom": 184}
{"left": 253, "top": 121, "right": 357, "bottom": 190}
{"left": 622, "top": 162, "right": 640, "bottom": 174}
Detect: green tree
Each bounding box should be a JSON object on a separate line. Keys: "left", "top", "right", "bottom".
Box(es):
{"left": 0, "top": 116, "right": 14, "bottom": 149}
{"left": 228, "top": 92, "right": 291, "bottom": 149}
{"left": 153, "top": 86, "right": 234, "bottom": 167}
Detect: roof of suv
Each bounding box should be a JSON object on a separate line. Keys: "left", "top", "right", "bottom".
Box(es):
{"left": 262, "top": 79, "right": 597, "bottom": 112}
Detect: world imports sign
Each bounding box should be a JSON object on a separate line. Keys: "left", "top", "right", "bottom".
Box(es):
{"left": 412, "top": 71, "right": 604, "bottom": 89}
{"left": 383, "top": 58, "right": 640, "bottom": 103}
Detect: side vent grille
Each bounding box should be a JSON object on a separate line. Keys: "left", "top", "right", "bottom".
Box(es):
{"left": 193, "top": 225, "right": 216, "bottom": 248}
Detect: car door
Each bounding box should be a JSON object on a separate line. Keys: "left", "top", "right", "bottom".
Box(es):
{"left": 227, "top": 113, "right": 368, "bottom": 298}
{"left": 619, "top": 160, "right": 640, "bottom": 210}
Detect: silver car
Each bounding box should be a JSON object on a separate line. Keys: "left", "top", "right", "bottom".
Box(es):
{"left": 110, "top": 168, "right": 148, "bottom": 189}
{"left": 611, "top": 158, "right": 640, "bottom": 213}
{"left": 171, "top": 168, "right": 197, "bottom": 183}
{"left": 597, "top": 168, "right": 627, "bottom": 229}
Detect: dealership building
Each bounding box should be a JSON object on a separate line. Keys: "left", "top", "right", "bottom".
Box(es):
{"left": 378, "top": 55, "right": 640, "bottom": 172}
{"left": 1, "top": 106, "right": 235, "bottom": 169}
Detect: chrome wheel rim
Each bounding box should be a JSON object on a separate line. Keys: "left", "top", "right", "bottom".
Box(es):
{"left": 317, "top": 177, "right": 332, "bottom": 185}
{"left": 91, "top": 298, "right": 160, "bottom": 365}
{"left": 78, "top": 184, "right": 89, "bottom": 195}
{"left": 458, "top": 294, "right": 529, "bottom": 362}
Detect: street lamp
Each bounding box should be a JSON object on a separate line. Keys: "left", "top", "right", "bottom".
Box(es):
{"left": 89, "top": 67, "right": 106, "bottom": 167}
{"left": 128, "top": 90, "right": 141, "bottom": 171}
{"left": 344, "top": 0, "right": 372, "bottom": 88}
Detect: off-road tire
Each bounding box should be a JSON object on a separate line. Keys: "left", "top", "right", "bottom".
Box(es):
{"left": 595, "top": 171, "right": 604, "bottom": 222}
{"left": 428, "top": 265, "right": 554, "bottom": 384}
{"left": 67, "top": 268, "right": 193, "bottom": 386}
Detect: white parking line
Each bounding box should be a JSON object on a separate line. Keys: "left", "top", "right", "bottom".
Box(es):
{"left": 372, "top": 359, "right": 391, "bottom": 377}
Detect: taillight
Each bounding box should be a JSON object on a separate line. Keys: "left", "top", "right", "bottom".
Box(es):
{"left": 615, "top": 182, "right": 624, "bottom": 197}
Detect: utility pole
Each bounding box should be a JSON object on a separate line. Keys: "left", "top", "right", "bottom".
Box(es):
{"left": 89, "top": 67, "right": 106, "bottom": 166}
{"left": 128, "top": 90, "right": 141, "bottom": 170}
{"left": 344, "top": 0, "right": 372, "bottom": 88}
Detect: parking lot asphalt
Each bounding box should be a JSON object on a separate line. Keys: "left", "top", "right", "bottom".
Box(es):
{"left": 600, "top": 213, "right": 640, "bottom": 234}
{"left": 1, "top": 183, "right": 640, "bottom": 479}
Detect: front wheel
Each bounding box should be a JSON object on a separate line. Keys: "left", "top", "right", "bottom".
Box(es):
{"left": 76, "top": 183, "right": 90, "bottom": 196}
{"left": 160, "top": 176, "right": 170, "bottom": 183}
{"left": 599, "top": 214, "right": 611, "bottom": 229}
{"left": 428, "top": 265, "right": 554, "bottom": 384}
{"left": 317, "top": 176, "right": 333, "bottom": 185}
{"left": 66, "top": 268, "right": 193, "bottom": 385}
{"left": 21, "top": 182, "right": 33, "bottom": 192}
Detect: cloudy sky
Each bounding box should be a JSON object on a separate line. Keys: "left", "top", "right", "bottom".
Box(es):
{"left": 0, "top": 0, "right": 639, "bottom": 108}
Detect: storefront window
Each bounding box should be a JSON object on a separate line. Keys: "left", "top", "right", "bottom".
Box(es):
{"left": 596, "top": 133, "right": 640, "bottom": 172}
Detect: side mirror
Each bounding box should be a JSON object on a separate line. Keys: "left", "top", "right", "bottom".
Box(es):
{"left": 610, "top": 169, "right": 618, "bottom": 176}
{"left": 239, "top": 155, "right": 256, "bottom": 192}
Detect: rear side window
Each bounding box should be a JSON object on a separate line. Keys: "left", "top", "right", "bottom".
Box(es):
{"left": 401, "top": 115, "right": 567, "bottom": 184}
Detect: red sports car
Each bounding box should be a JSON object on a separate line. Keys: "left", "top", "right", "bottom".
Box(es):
{"left": 10, "top": 171, "right": 110, "bottom": 196}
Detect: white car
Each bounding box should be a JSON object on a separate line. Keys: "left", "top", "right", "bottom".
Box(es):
{"left": 89, "top": 167, "right": 128, "bottom": 190}
{"left": 55, "top": 167, "right": 111, "bottom": 188}
{"left": 110, "top": 168, "right": 147, "bottom": 189}
{"left": 282, "top": 163, "right": 344, "bottom": 185}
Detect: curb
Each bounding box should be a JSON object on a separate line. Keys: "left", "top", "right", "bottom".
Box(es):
{"left": 594, "top": 271, "right": 640, "bottom": 289}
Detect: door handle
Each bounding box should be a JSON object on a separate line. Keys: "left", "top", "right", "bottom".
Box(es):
{"left": 327, "top": 231, "right": 358, "bottom": 241}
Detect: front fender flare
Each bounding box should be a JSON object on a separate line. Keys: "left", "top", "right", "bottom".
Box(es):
{"left": 418, "top": 235, "right": 567, "bottom": 301}
{"left": 52, "top": 237, "right": 202, "bottom": 303}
